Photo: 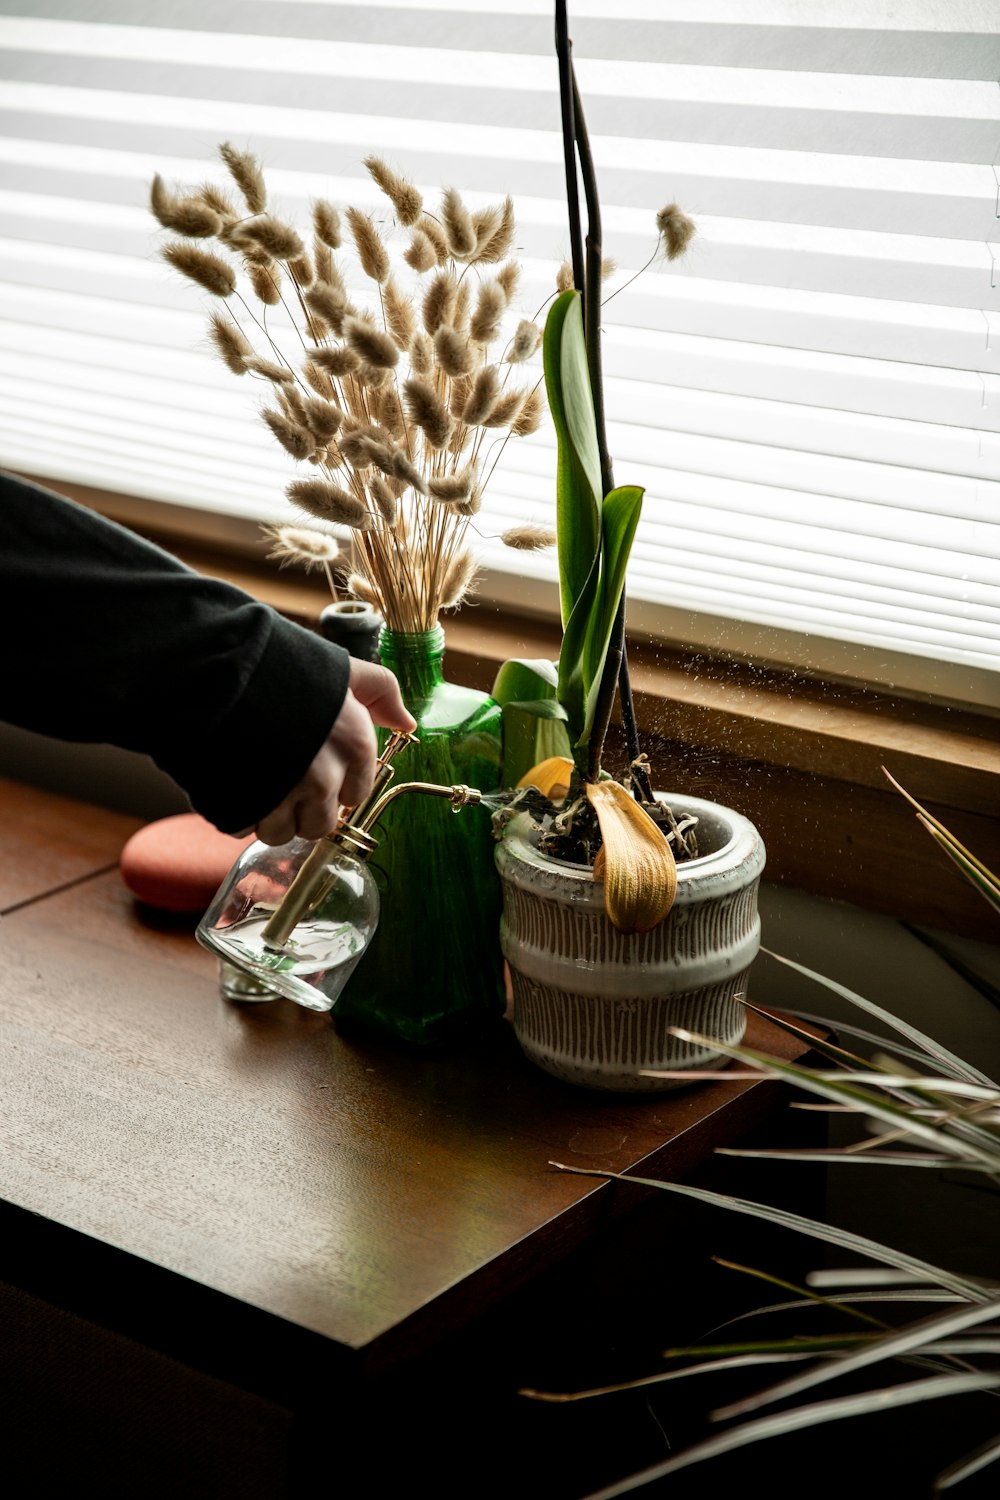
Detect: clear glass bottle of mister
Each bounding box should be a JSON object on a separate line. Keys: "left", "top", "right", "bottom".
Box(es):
{"left": 196, "top": 733, "right": 482, "bottom": 1013}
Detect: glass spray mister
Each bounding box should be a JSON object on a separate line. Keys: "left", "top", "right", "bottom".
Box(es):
{"left": 196, "top": 732, "right": 482, "bottom": 1012}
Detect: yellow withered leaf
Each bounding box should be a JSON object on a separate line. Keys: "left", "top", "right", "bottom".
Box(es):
{"left": 517, "top": 756, "right": 574, "bottom": 801}
{"left": 585, "top": 781, "right": 677, "bottom": 933}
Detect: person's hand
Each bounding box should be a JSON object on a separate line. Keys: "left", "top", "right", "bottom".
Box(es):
{"left": 253, "top": 658, "right": 417, "bottom": 845}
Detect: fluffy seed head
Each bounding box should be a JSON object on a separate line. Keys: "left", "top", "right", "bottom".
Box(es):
{"left": 262, "top": 407, "right": 314, "bottom": 460}
{"left": 422, "top": 271, "right": 458, "bottom": 335}
{"left": 556, "top": 261, "right": 574, "bottom": 292}
{"left": 506, "top": 319, "right": 542, "bottom": 363}
{"left": 346, "top": 206, "right": 390, "bottom": 282}
{"left": 482, "top": 386, "right": 526, "bottom": 429}
{"left": 501, "top": 524, "right": 556, "bottom": 550}
{"left": 470, "top": 280, "right": 506, "bottom": 344}
{"left": 428, "top": 467, "right": 475, "bottom": 504}
{"left": 495, "top": 261, "right": 520, "bottom": 300}
{"left": 438, "top": 550, "right": 478, "bottom": 610}
{"left": 301, "top": 396, "right": 343, "bottom": 443}
{"left": 305, "top": 280, "right": 349, "bottom": 335}
{"left": 403, "top": 376, "right": 454, "bottom": 450}
{"left": 461, "top": 365, "right": 500, "bottom": 426}
{"left": 410, "top": 330, "right": 433, "bottom": 375}
{"left": 249, "top": 263, "right": 282, "bottom": 304}
{"left": 287, "top": 478, "right": 372, "bottom": 530}
{"left": 343, "top": 314, "right": 400, "bottom": 369}
{"left": 382, "top": 278, "right": 416, "bottom": 349}
{"left": 161, "top": 241, "right": 236, "bottom": 297}
{"left": 288, "top": 253, "right": 314, "bottom": 287}
{"left": 149, "top": 176, "right": 220, "bottom": 237}
{"left": 656, "top": 203, "right": 697, "bottom": 260}
{"left": 368, "top": 475, "right": 398, "bottom": 525}
{"left": 415, "top": 215, "right": 450, "bottom": 264}
{"left": 440, "top": 187, "right": 477, "bottom": 257}
{"left": 207, "top": 311, "right": 253, "bottom": 373}
{"left": 303, "top": 360, "right": 336, "bottom": 398}
{"left": 347, "top": 572, "right": 381, "bottom": 607}
{"left": 434, "top": 325, "right": 473, "bottom": 377}
{"left": 475, "top": 196, "right": 515, "bottom": 264}
{"left": 364, "top": 155, "right": 423, "bottom": 226}
{"left": 245, "top": 356, "right": 294, "bottom": 383}
{"left": 511, "top": 385, "right": 544, "bottom": 436}
{"left": 218, "top": 142, "right": 268, "bottom": 214}
{"left": 313, "top": 199, "right": 342, "bottom": 249}
{"left": 403, "top": 230, "right": 437, "bottom": 274}
{"left": 263, "top": 523, "right": 340, "bottom": 570}
{"left": 230, "top": 215, "right": 304, "bottom": 262}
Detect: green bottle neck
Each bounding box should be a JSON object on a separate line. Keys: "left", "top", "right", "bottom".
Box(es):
{"left": 378, "top": 624, "right": 445, "bottom": 702}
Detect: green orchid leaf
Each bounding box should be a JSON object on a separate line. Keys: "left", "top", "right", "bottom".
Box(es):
{"left": 491, "top": 657, "right": 559, "bottom": 706}
{"left": 498, "top": 700, "right": 573, "bottom": 791}
{"left": 579, "top": 484, "right": 643, "bottom": 745}
{"left": 543, "top": 290, "right": 601, "bottom": 627}
{"left": 556, "top": 546, "right": 602, "bottom": 748}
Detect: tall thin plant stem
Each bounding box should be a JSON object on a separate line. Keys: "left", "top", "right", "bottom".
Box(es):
{"left": 555, "top": 4, "right": 642, "bottom": 775}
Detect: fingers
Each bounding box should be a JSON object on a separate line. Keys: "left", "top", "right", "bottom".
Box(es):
{"left": 348, "top": 658, "right": 417, "bottom": 734}
{"left": 253, "top": 663, "right": 414, "bottom": 847}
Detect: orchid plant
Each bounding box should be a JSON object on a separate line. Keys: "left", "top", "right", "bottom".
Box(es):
{"left": 492, "top": 0, "right": 698, "bottom": 935}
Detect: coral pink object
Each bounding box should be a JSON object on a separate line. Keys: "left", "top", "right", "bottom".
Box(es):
{"left": 120, "top": 813, "right": 254, "bottom": 914}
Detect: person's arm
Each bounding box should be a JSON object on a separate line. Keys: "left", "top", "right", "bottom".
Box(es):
{"left": 0, "top": 472, "right": 413, "bottom": 836}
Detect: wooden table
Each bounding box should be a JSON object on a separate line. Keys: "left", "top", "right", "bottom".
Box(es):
{"left": 0, "top": 777, "right": 824, "bottom": 1500}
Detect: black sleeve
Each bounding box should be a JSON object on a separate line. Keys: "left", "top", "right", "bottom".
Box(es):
{"left": 0, "top": 471, "right": 352, "bottom": 834}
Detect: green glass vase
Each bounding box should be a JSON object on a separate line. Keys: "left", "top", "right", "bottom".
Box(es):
{"left": 331, "top": 624, "right": 506, "bottom": 1047}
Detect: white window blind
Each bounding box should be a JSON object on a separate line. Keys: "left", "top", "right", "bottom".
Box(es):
{"left": 0, "top": 0, "right": 998, "bottom": 706}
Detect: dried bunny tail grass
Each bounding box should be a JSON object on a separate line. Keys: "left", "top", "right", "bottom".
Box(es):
{"left": 427, "top": 467, "right": 475, "bottom": 504}
{"left": 245, "top": 356, "right": 295, "bottom": 383}
{"left": 263, "top": 523, "right": 340, "bottom": 570}
{"left": 511, "top": 385, "right": 544, "bottom": 436}
{"left": 364, "top": 155, "right": 423, "bottom": 227}
{"left": 482, "top": 386, "right": 526, "bottom": 429}
{"left": 555, "top": 260, "right": 575, "bottom": 292}
{"left": 440, "top": 187, "right": 477, "bottom": 258}
{"left": 346, "top": 206, "right": 390, "bottom": 283}
{"left": 452, "top": 277, "right": 472, "bottom": 333}
{"left": 310, "top": 343, "right": 360, "bottom": 377}
{"left": 470, "top": 280, "right": 506, "bottom": 343}
{"left": 368, "top": 383, "right": 406, "bottom": 441}
{"left": 403, "top": 376, "right": 454, "bottom": 450}
{"left": 303, "top": 360, "right": 337, "bottom": 399}
{"left": 656, "top": 203, "right": 697, "bottom": 260}
{"left": 347, "top": 572, "right": 381, "bottom": 607}
{"left": 382, "top": 278, "right": 416, "bottom": 349}
{"left": 301, "top": 396, "right": 343, "bottom": 443}
{"left": 248, "top": 263, "right": 282, "bottom": 305}
{"left": 162, "top": 242, "right": 236, "bottom": 298}
{"left": 475, "top": 196, "right": 515, "bottom": 264}
{"left": 313, "top": 199, "right": 342, "bottom": 249}
{"left": 457, "top": 484, "right": 482, "bottom": 517}
{"left": 368, "top": 474, "right": 398, "bottom": 525}
{"left": 409, "top": 329, "right": 434, "bottom": 375}
{"left": 288, "top": 253, "right": 314, "bottom": 287}
{"left": 390, "top": 449, "right": 429, "bottom": 495}
{"left": 461, "top": 365, "right": 500, "bottom": 426}
{"left": 305, "top": 280, "right": 349, "bottom": 334}
{"left": 422, "top": 271, "right": 458, "bottom": 335}
{"left": 501, "top": 524, "right": 556, "bottom": 550}
{"left": 198, "top": 182, "right": 238, "bottom": 221}
{"left": 601, "top": 256, "right": 617, "bottom": 280}
{"left": 434, "top": 325, "right": 473, "bottom": 377}
{"left": 313, "top": 239, "right": 333, "bottom": 283}
{"left": 506, "top": 319, "right": 542, "bottom": 363}
{"left": 356, "top": 361, "right": 392, "bottom": 390}
{"left": 219, "top": 141, "right": 267, "bottom": 214}
{"left": 149, "top": 176, "right": 220, "bottom": 237}
{"left": 416, "top": 214, "right": 450, "bottom": 264}
{"left": 262, "top": 407, "right": 315, "bottom": 460}
{"left": 403, "top": 230, "right": 437, "bottom": 274}
{"left": 207, "top": 311, "right": 253, "bottom": 373}
{"left": 231, "top": 215, "right": 304, "bottom": 262}
{"left": 287, "top": 479, "right": 372, "bottom": 530}
{"left": 437, "top": 550, "right": 479, "bottom": 611}
{"left": 495, "top": 261, "right": 520, "bottom": 301}
{"left": 343, "top": 314, "right": 400, "bottom": 370}
{"left": 339, "top": 427, "right": 394, "bottom": 469}
{"left": 279, "top": 384, "right": 309, "bottom": 423}
{"left": 469, "top": 204, "right": 502, "bottom": 258}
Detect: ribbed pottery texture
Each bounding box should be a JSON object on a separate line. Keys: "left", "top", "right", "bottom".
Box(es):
{"left": 496, "top": 793, "right": 766, "bottom": 1092}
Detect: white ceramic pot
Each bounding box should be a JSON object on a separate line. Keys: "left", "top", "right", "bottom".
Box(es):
{"left": 495, "top": 792, "right": 766, "bottom": 1092}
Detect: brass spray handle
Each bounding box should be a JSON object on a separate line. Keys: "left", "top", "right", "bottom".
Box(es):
{"left": 259, "top": 735, "right": 482, "bottom": 951}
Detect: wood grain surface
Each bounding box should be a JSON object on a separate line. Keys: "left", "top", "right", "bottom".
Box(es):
{"left": 0, "top": 866, "right": 815, "bottom": 1388}
{"left": 0, "top": 774, "right": 141, "bottom": 912}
